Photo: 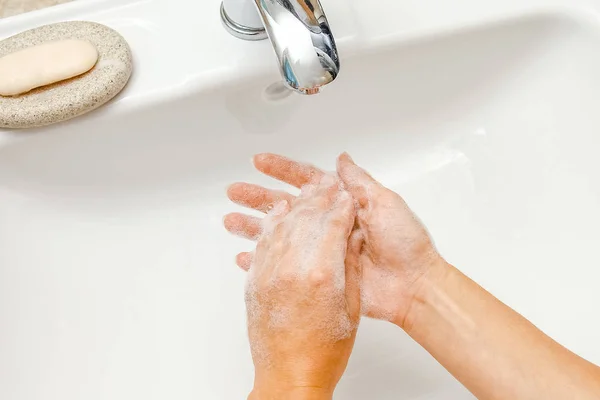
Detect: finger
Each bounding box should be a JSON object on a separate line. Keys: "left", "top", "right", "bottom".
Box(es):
{"left": 255, "top": 201, "right": 291, "bottom": 273}
{"left": 236, "top": 252, "right": 253, "bottom": 271}
{"left": 260, "top": 200, "right": 290, "bottom": 238}
{"left": 223, "top": 213, "right": 262, "bottom": 240}
{"left": 254, "top": 153, "right": 325, "bottom": 188}
{"left": 295, "top": 174, "right": 340, "bottom": 210}
{"left": 345, "top": 229, "right": 363, "bottom": 320}
{"left": 336, "top": 153, "right": 377, "bottom": 208}
{"left": 325, "top": 190, "right": 356, "bottom": 244}
{"left": 315, "top": 190, "right": 356, "bottom": 283}
{"left": 317, "top": 174, "right": 343, "bottom": 209}
{"left": 227, "top": 183, "right": 295, "bottom": 214}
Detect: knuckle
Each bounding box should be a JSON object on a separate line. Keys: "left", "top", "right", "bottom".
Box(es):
{"left": 307, "top": 268, "right": 333, "bottom": 285}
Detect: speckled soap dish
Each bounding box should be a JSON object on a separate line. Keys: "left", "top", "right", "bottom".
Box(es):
{"left": 0, "top": 21, "right": 133, "bottom": 129}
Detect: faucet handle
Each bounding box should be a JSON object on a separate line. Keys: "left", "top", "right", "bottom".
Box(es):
{"left": 221, "top": 0, "right": 340, "bottom": 95}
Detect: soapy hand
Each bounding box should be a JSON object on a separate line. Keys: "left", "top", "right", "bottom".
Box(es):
{"left": 241, "top": 177, "right": 362, "bottom": 399}
{"left": 225, "top": 153, "right": 443, "bottom": 326}
{"left": 336, "top": 153, "right": 442, "bottom": 324}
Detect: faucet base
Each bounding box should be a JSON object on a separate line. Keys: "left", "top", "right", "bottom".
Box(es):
{"left": 220, "top": 3, "right": 267, "bottom": 41}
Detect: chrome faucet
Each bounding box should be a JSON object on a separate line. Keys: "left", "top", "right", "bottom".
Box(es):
{"left": 220, "top": 0, "right": 340, "bottom": 95}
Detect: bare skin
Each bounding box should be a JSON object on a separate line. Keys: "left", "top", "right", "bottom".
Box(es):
{"left": 225, "top": 153, "right": 600, "bottom": 400}
{"left": 241, "top": 177, "right": 362, "bottom": 400}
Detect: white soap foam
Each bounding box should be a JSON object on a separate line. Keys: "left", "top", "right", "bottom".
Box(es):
{"left": 244, "top": 178, "right": 358, "bottom": 363}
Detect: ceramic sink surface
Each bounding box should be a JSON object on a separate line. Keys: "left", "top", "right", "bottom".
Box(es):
{"left": 2, "top": 1, "right": 600, "bottom": 399}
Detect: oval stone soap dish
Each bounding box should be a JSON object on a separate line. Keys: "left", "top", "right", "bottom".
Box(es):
{"left": 0, "top": 21, "right": 133, "bottom": 129}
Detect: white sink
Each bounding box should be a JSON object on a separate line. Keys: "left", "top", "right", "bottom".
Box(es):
{"left": 1, "top": 1, "right": 600, "bottom": 399}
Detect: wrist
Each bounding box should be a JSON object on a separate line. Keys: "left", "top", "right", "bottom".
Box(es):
{"left": 250, "top": 371, "right": 334, "bottom": 400}
{"left": 249, "top": 385, "right": 332, "bottom": 400}
{"left": 394, "top": 257, "right": 451, "bottom": 332}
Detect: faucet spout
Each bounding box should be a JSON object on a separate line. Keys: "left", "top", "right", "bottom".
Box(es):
{"left": 221, "top": 0, "right": 340, "bottom": 95}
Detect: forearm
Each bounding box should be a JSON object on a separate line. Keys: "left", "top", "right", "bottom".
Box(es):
{"left": 401, "top": 261, "right": 600, "bottom": 400}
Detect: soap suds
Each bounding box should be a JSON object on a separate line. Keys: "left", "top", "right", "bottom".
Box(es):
{"left": 244, "top": 178, "right": 358, "bottom": 364}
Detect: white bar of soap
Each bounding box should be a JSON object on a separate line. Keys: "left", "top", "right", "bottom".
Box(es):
{"left": 0, "top": 39, "right": 98, "bottom": 96}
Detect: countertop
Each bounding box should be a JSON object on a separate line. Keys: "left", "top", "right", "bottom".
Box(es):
{"left": 0, "top": 0, "right": 71, "bottom": 18}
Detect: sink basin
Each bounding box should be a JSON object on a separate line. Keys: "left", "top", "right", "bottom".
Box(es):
{"left": 2, "top": 4, "right": 600, "bottom": 400}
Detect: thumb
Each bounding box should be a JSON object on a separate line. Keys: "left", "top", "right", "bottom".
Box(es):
{"left": 337, "top": 153, "right": 377, "bottom": 208}
{"left": 345, "top": 228, "right": 363, "bottom": 322}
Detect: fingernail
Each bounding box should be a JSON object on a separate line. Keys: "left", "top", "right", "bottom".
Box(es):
{"left": 340, "top": 152, "right": 355, "bottom": 164}
{"left": 252, "top": 153, "right": 268, "bottom": 166}
{"left": 226, "top": 182, "right": 240, "bottom": 193}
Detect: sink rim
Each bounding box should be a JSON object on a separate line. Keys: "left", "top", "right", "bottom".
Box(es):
{"left": 0, "top": 1, "right": 600, "bottom": 139}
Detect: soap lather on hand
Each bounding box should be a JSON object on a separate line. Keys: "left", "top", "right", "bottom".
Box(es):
{"left": 0, "top": 39, "right": 98, "bottom": 96}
